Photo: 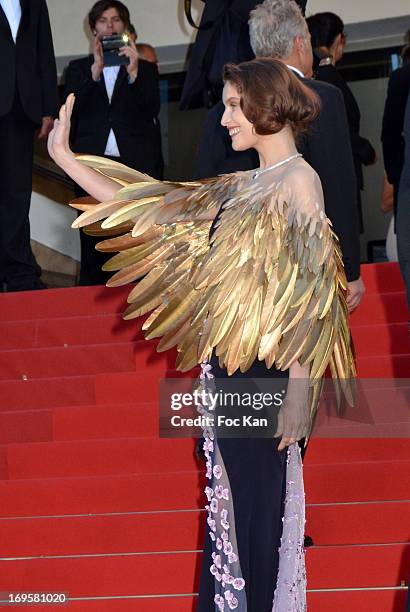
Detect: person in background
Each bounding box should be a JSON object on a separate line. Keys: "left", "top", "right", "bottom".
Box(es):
{"left": 380, "top": 174, "right": 398, "bottom": 262}
{"left": 307, "top": 11, "right": 376, "bottom": 233}
{"left": 397, "top": 89, "right": 410, "bottom": 310}
{"left": 127, "top": 23, "right": 158, "bottom": 65}
{"left": 0, "top": 0, "right": 58, "bottom": 292}
{"left": 136, "top": 43, "right": 158, "bottom": 65}
{"left": 64, "top": 0, "right": 163, "bottom": 285}
{"left": 382, "top": 30, "right": 410, "bottom": 215}
{"left": 196, "top": 0, "right": 364, "bottom": 313}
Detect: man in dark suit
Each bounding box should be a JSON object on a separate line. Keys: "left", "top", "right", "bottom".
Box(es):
{"left": 195, "top": 0, "right": 364, "bottom": 312}
{"left": 180, "top": 0, "right": 307, "bottom": 110}
{"left": 0, "top": 0, "right": 58, "bottom": 291}
{"left": 382, "top": 61, "right": 410, "bottom": 211}
{"left": 64, "top": 0, "right": 162, "bottom": 285}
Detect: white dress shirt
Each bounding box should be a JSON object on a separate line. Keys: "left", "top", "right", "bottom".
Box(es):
{"left": 286, "top": 64, "right": 304, "bottom": 79}
{"left": 0, "top": 0, "right": 21, "bottom": 42}
{"left": 103, "top": 65, "right": 121, "bottom": 157}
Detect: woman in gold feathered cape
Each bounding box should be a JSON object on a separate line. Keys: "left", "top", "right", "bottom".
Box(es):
{"left": 49, "top": 59, "right": 355, "bottom": 612}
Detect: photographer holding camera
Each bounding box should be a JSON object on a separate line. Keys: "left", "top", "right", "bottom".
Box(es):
{"left": 64, "top": 0, "right": 163, "bottom": 285}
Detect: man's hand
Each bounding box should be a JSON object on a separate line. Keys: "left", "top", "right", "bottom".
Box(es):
{"left": 346, "top": 276, "right": 365, "bottom": 312}
{"left": 120, "top": 39, "right": 139, "bottom": 82}
{"left": 37, "top": 116, "right": 54, "bottom": 140}
{"left": 47, "top": 94, "right": 75, "bottom": 164}
{"left": 91, "top": 35, "right": 104, "bottom": 81}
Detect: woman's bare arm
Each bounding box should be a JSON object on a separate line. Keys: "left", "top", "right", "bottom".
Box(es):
{"left": 48, "top": 94, "right": 120, "bottom": 202}
{"left": 277, "top": 360, "right": 310, "bottom": 451}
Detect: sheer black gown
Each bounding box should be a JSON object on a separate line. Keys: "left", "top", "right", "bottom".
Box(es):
{"left": 197, "top": 207, "right": 289, "bottom": 612}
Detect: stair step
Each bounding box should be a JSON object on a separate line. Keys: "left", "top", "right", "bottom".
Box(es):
{"left": 0, "top": 459, "right": 408, "bottom": 516}
{"left": 0, "top": 286, "right": 128, "bottom": 321}
{"left": 3, "top": 434, "right": 410, "bottom": 480}
{"left": 0, "top": 376, "right": 96, "bottom": 411}
{"left": 0, "top": 544, "right": 408, "bottom": 593}
{"left": 304, "top": 460, "right": 410, "bottom": 504}
{"left": 306, "top": 438, "right": 410, "bottom": 463}
{"left": 0, "top": 342, "right": 175, "bottom": 381}
{"left": 5, "top": 438, "right": 199, "bottom": 479}
{"left": 9, "top": 598, "right": 196, "bottom": 611}
{"left": 0, "top": 472, "right": 204, "bottom": 517}
{"left": 0, "top": 500, "right": 408, "bottom": 558}
{"left": 349, "top": 292, "right": 408, "bottom": 326}
{"left": 307, "top": 588, "right": 407, "bottom": 612}
{"left": 359, "top": 262, "right": 405, "bottom": 294}
{"left": 0, "top": 370, "right": 197, "bottom": 412}
{"left": 0, "top": 314, "right": 141, "bottom": 351}
{"left": 307, "top": 543, "right": 410, "bottom": 589}
{"left": 0, "top": 403, "right": 158, "bottom": 444}
{"left": 356, "top": 354, "right": 410, "bottom": 377}
{"left": 306, "top": 500, "right": 410, "bottom": 546}
{"left": 5, "top": 590, "right": 407, "bottom": 612}
{"left": 351, "top": 322, "right": 410, "bottom": 356}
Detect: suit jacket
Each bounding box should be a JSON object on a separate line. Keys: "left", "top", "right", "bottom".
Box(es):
{"left": 180, "top": 0, "right": 307, "bottom": 109}
{"left": 0, "top": 0, "right": 58, "bottom": 123}
{"left": 64, "top": 56, "right": 163, "bottom": 178}
{"left": 382, "top": 63, "right": 410, "bottom": 188}
{"left": 195, "top": 77, "right": 360, "bottom": 282}
{"left": 316, "top": 64, "right": 375, "bottom": 190}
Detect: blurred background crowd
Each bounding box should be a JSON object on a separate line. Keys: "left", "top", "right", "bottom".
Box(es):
{"left": 0, "top": 0, "right": 409, "bottom": 300}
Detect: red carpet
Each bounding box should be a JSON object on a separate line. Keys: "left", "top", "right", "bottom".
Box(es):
{"left": 0, "top": 262, "right": 409, "bottom": 610}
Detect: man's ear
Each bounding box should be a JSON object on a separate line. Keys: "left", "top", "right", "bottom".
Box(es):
{"left": 294, "top": 35, "right": 305, "bottom": 54}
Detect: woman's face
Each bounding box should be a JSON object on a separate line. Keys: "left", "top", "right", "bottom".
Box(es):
{"left": 94, "top": 7, "right": 125, "bottom": 37}
{"left": 221, "top": 81, "right": 257, "bottom": 151}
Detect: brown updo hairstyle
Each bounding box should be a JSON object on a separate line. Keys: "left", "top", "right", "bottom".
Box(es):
{"left": 223, "top": 58, "right": 321, "bottom": 136}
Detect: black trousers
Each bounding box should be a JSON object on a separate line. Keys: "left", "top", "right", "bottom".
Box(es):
{"left": 74, "top": 183, "right": 112, "bottom": 286}
{"left": 0, "top": 100, "right": 41, "bottom": 284}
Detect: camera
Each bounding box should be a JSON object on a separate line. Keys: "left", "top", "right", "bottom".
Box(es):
{"left": 101, "top": 33, "right": 130, "bottom": 66}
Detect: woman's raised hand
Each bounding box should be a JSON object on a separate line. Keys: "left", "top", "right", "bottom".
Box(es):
{"left": 47, "top": 93, "right": 75, "bottom": 164}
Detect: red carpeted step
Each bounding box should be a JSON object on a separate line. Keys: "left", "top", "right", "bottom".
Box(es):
{"left": 0, "top": 370, "right": 195, "bottom": 412}
{"left": 5, "top": 436, "right": 410, "bottom": 480}
{"left": 0, "top": 314, "right": 141, "bottom": 351}
{"left": 0, "top": 544, "right": 408, "bottom": 594}
{"left": 356, "top": 354, "right": 410, "bottom": 377}
{"left": 0, "top": 342, "right": 170, "bottom": 381}
{"left": 306, "top": 500, "right": 410, "bottom": 545}
{"left": 307, "top": 588, "right": 407, "bottom": 612}
{"left": 0, "top": 376, "right": 96, "bottom": 411}
{"left": 0, "top": 409, "right": 53, "bottom": 444}
{"left": 0, "top": 510, "right": 204, "bottom": 557}
{"left": 304, "top": 460, "right": 410, "bottom": 503}
{"left": 53, "top": 403, "right": 158, "bottom": 441}
{"left": 305, "top": 438, "right": 410, "bottom": 463}
{"left": 10, "top": 590, "right": 408, "bottom": 612}
{"left": 0, "top": 553, "right": 199, "bottom": 598}
{"left": 351, "top": 322, "right": 410, "bottom": 356}
{"left": 307, "top": 542, "right": 410, "bottom": 589}
{"left": 18, "top": 598, "right": 197, "bottom": 611}
{"left": 0, "top": 286, "right": 129, "bottom": 321}
{"left": 0, "top": 459, "right": 408, "bottom": 517}
{"left": 6, "top": 590, "right": 408, "bottom": 612}
{"left": 5, "top": 436, "right": 410, "bottom": 481}
{"left": 1, "top": 499, "right": 408, "bottom": 558}
{"left": 5, "top": 438, "right": 199, "bottom": 479}
{"left": 360, "top": 262, "right": 405, "bottom": 294}
{"left": 349, "top": 291, "right": 408, "bottom": 326}
{"left": 0, "top": 403, "right": 159, "bottom": 444}
{"left": 94, "top": 369, "right": 198, "bottom": 405}
{"left": 0, "top": 472, "right": 204, "bottom": 517}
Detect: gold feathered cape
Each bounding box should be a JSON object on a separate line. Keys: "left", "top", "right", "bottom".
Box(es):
{"left": 71, "top": 155, "right": 356, "bottom": 410}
